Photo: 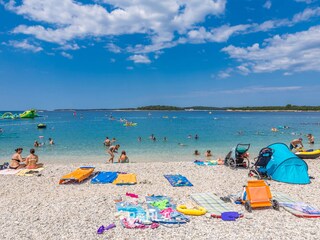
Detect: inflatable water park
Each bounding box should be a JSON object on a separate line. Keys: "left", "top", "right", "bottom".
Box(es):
{"left": 0, "top": 109, "right": 39, "bottom": 120}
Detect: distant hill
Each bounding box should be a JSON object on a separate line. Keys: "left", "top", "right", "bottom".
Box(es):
{"left": 53, "top": 104, "right": 320, "bottom": 111}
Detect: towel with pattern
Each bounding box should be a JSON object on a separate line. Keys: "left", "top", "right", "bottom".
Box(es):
{"left": 190, "top": 192, "right": 242, "bottom": 218}
{"left": 163, "top": 174, "right": 193, "bottom": 187}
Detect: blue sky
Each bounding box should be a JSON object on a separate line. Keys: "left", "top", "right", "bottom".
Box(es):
{"left": 0, "top": 0, "right": 320, "bottom": 110}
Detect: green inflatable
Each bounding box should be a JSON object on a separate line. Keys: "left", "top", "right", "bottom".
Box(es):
{"left": 20, "top": 109, "right": 38, "bottom": 119}
{"left": 1, "top": 112, "right": 17, "bottom": 119}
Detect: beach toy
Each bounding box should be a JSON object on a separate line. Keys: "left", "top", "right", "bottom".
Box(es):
{"left": 97, "top": 223, "right": 116, "bottom": 234}
{"left": 176, "top": 205, "right": 207, "bottom": 216}
{"left": 295, "top": 149, "right": 320, "bottom": 159}
{"left": 221, "top": 212, "right": 240, "bottom": 221}
{"left": 126, "top": 192, "right": 139, "bottom": 198}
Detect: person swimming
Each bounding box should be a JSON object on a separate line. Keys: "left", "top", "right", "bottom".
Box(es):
{"left": 49, "top": 138, "right": 54, "bottom": 145}
{"left": 307, "top": 134, "right": 315, "bottom": 144}
{"left": 104, "top": 137, "right": 111, "bottom": 146}
{"left": 205, "top": 150, "right": 212, "bottom": 157}
{"left": 194, "top": 150, "right": 200, "bottom": 156}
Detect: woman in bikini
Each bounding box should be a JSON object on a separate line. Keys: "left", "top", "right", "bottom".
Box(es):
{"left": 9, "top": 148, "right": 26, "bottom": 169}
{"left": 25, "top": 149, "right": 43, "bottom": 169}
{"left": 107, "top": 144, "right": 120, "bottom": 163}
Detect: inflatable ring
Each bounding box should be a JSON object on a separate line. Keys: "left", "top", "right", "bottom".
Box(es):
{"left": 176, "top": 205, "right": 207, "bottom": 216}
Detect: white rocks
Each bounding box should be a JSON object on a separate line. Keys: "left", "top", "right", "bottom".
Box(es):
{"left": 0, "top": 160, "right": 320, "bottom": 239}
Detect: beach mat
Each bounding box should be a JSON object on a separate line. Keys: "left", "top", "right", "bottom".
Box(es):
{"left": 113, "top": 173, "right": 137, "bottom": 185}
{"left": 16, "top": 168, "right": 44, "bottom": 176}
{"left": 145, "top": 195, "right": 189, "bottom": 224}
{"left": 91, "top": 171, "right": 118, "bottom": 184}
{"left": 194, "top": 160, "right": 216, "bottom": 166}
{"left": 273, "top": 191, "right": 320, "bottom": 218}
{"left": 0, "top": 169, "right": 21, "bottom": 175}
{"left": 190, "top": 193, "right": 240, "bottom": 218}
{"left": 164, "top": 174, "right": 193, "bottom": 187}
{"left": 59, "top": 166, "right": 95, "bottom": 184}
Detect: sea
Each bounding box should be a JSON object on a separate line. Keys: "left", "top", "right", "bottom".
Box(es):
{"left": 0, "top": 110, "right": 319, "bottom": 163}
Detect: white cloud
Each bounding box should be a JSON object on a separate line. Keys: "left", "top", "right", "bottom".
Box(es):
{"left": 222, "top": 25, "right": 320, "bottom": 74}
{"left": 128, "top": 54, "right": 151, "bottom": 64}
{"left": 294, "top": 0, "right": 315, "bottom": 3}
{"left": 221, "top": 86, "right": 302, "bottom": 94}
{"left": 263, "top": 1, "right": 272, "bottom": 9}
{"left": 5, "top": 0, "right": 225, "bottom": 45}
{"left": 292, "top": 6, "right": 320, "bottom": 22}
{"left": 3, "top": 39, "right": 42, "bottom": 52}
{"left": 106, "top": 43, "right": 121, "bottom": 53}
{"left": 61, "top": 51, "right": 72, "bottom": 59}
{"left": 217, "top": 68, "right": 233, "bottom": 79}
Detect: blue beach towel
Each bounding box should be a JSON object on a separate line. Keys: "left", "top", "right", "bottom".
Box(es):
{"left": 91, "top": 171, "right": 118, "bottom": 184}
{"left": 164, "top": 174, "right": 193, "bottom": 187}
{"left": 194, "top": 160, "right": 217, "bottom": 166}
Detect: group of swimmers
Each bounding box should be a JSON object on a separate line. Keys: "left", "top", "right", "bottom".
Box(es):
{"left": 194, "top": 150, "right": 212, "bottom": 157}
{"left": 9, "top": 148, "right": 43, "bottom": 170}
{"left": 34, "top": 137, "right": 55, "bottom": 147}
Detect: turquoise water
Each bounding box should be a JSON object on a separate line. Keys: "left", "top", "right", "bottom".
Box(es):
{"left": 0, "top": 111, "right": 319, "bottom": 163}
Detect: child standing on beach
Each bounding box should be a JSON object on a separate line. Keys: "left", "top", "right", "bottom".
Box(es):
{"left": 108, "top": 144, "right": 120, "bottom": 163}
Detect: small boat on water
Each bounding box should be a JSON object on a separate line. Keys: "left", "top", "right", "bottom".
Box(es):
{"left": 37, "top": 123, "right": 47, "bottom": 129}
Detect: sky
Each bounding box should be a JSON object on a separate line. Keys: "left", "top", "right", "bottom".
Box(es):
{"left": 0, "top": 0, "right": 320, "bottom": 110}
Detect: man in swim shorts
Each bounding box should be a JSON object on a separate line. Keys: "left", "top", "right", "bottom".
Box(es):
{"left": 289, "top": 138, "right": 303, "bottom": 150}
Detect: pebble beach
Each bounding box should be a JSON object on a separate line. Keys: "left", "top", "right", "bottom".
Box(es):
{"left": 1, "top": 160, "right": 320, "bottom": 240}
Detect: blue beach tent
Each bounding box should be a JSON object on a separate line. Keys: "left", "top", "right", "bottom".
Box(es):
{"left": 265, "top": 143, "right": 310, "bottom": 184}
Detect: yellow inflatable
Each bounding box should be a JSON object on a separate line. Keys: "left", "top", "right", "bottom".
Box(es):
{"left": 176, "top": 205, "right": 207, "bottom": 216}
{"left": 295, "top": 149, "right": 320, "bottom": 159}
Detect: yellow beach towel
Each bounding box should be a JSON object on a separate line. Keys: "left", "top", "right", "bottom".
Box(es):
{"left": 59, "top": 167, "right": 95, "bottom": 184}
{"left": 113, "top": 173, "right": 137, "bottom": 185}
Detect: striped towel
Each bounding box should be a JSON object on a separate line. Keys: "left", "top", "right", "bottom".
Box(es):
{"left": 190, "top": 193, "right": 238, "bottom": 218}
{"left": 273, "top": 191, "right": 320, "bottom": 218}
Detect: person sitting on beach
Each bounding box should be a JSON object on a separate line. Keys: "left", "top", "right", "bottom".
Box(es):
{"left": 108, "top": 144, "right": 120, "bottom": 163}
{"left": 118, "top": 150, "right": 129, "bottom": 163}
{"left": 25, "top": 149, "right": 43, "bottom": 169}
{"left": 194, "top": 150, "right": 200, "bottom": 156}
{"left": 49, "top": 138, "right": 54, "bottom": 145}
{"left": 205, "top": 150, "right": 212, "bottom": 157}
{"left": 104, "top": 137, "right": 111, "bottom": 146}
{"left": 9, "top": 148, "right": 25, "bottom": 169}
{"left": 289, "top": 138, "right": 303, "bottom": 151}
{"left": 307, "top": 134, "right": 315, "bottom": 144}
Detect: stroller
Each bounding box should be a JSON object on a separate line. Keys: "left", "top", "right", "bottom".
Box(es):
{"left": 225, "top": 144, "right": 250, "bottom": 169}
{"left": 248, "top": 147, "right": 273, "bottom": 179}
